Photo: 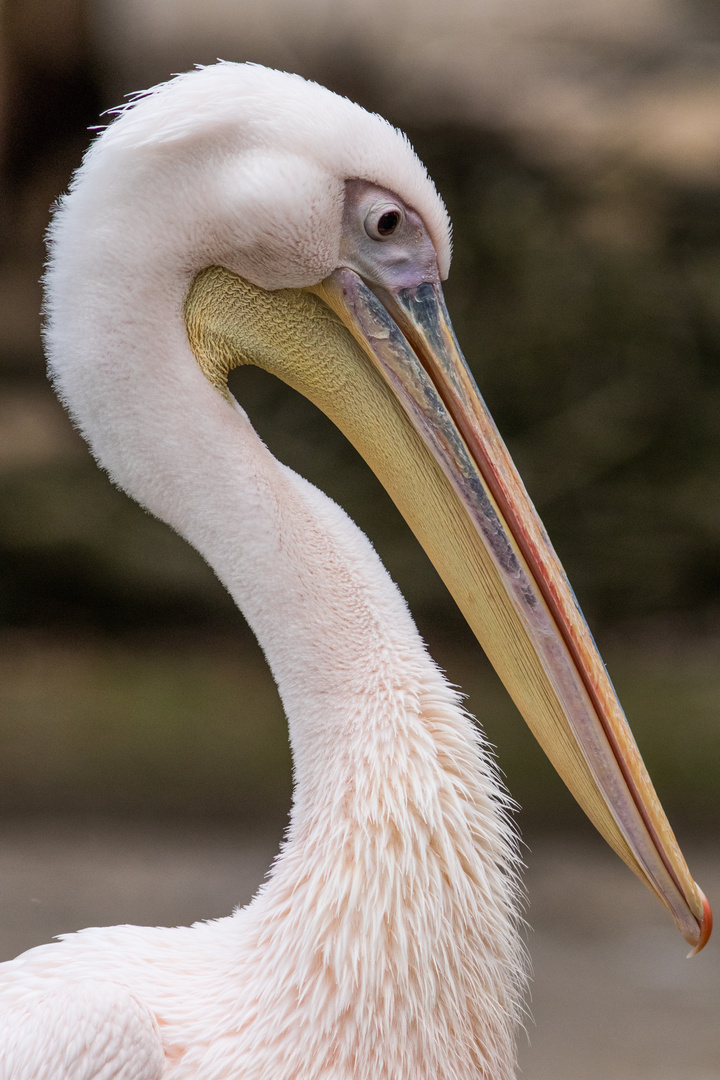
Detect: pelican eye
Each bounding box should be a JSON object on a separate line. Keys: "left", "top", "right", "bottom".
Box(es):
{"left": 365, "top": 204, "right": 403, "bottom": 240}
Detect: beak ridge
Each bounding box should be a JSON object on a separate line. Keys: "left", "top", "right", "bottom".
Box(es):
{"left": 313, "top": 266, "right": 711, "bottom": 954}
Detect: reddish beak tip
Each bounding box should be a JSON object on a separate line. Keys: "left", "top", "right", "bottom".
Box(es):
{"left": 687, "top": 887, "right": 712, "bottom": 957}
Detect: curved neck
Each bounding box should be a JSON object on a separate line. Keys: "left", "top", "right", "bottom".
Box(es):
{"left": 44, "top": 144, "right": 524, "bottom": 1076}
{"left": 44, "top": 161, "right": 442, "bottom": 806}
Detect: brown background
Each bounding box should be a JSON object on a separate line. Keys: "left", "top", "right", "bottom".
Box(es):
{"left": 0, "top": 2, "right": 718, "bottom": 1075}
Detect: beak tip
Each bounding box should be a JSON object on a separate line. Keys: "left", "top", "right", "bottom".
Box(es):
{"left": 686, "top": 885, "right": 712, "bottom": 957}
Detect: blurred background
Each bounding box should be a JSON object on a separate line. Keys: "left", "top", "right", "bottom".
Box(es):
{"left": 0, "top": 0, "right": 719, "bottom": 1075}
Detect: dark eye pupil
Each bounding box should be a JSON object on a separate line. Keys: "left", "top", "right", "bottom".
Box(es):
{"left": 377, "top": 210, "right": 400, "bottom": 236}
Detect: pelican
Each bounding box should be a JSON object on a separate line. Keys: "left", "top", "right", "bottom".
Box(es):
{"left": 0, "top": 62, "right": 711, "bottom": 1079}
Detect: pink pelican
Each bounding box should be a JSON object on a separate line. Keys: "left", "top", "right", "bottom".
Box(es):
{"left": 0, "top": 63, "right": 711, "bottom": 1080}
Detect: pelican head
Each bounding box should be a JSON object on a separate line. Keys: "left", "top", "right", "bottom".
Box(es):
{"left": 46, "top": 63, "right": 709, "bottom": 963}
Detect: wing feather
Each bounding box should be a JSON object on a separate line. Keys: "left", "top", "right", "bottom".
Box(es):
{"left": 0, "top": 980, "right": 165, "bottom": 1080}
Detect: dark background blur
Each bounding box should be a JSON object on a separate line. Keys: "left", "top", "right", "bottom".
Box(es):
{"left": 1, "top": 0, "right": 719, "bottom": 838}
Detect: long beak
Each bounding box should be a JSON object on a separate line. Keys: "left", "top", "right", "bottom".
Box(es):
{"left": 310, "top": 268, "right": 711, "bottom": 955}
{"left": 184, "top": 264, "right": 711, "bottom": 954}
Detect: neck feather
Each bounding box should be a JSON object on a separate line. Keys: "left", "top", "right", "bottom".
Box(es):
{"left": 44, "top": 148, "right": 526, "bottom": 1079}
